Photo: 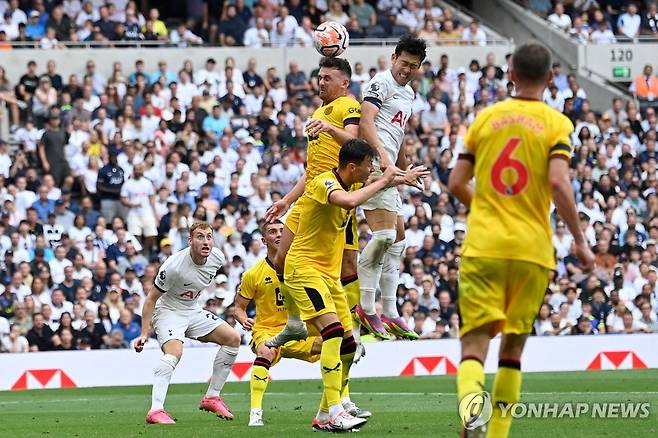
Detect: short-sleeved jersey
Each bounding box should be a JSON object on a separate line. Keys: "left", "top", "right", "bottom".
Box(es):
{"left": 237, "top": 257, "right": 287, "bottom": 332}
{"left": 154, "top": 247, "right": 225, "bottom": 312}
{"left": 362, "top": 69, "right": 414, "bottom": 164}
{"left": 462, "top": 98, "right": 574, "bottom": 269}
{"left": 287, "top": 170, "right": 351, "bottom": 280}
{"left": 306, "top": 96, "right": 361, "bottom": 184}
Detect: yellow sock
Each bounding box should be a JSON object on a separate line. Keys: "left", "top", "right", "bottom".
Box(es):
{"left": 487, "top": 360, "right": 522, "bottom": 438}
{"left": 250, "top": 357, "right": 271, "bottom": 410}
{"left": 320, "top": 391, "right": 328, "bottom": 413}
{"left": 339, "top": 336, "right": 356, "bottom": 401}
{"left": 457, "top": 357, "right": 486, "bottom": 405}
{"left": 320, "top": 322, "right": 344, "bottom": 409}
{"left": 278, "top": 275, "right": 300, "bottom": 318}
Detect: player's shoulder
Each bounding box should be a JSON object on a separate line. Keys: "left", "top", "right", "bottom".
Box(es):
{"left": 209, "top": 247, "right": 225, "bottom": 265}
{"left": 546, "top": 106, "right": 574, "bottom": 131}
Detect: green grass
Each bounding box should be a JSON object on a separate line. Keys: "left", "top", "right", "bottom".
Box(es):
{"left": 1, "top": 370, "right": 657, "bottom": 437}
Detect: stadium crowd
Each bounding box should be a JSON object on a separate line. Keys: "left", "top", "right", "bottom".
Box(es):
{"left": 1, "top": 2, "right": 658, "bottom": 355}
{"left": 0, "top": 1, "right": 490, "bottom": 48}
{"left": 523, "top": 0, "right": 658, "bottom": 44}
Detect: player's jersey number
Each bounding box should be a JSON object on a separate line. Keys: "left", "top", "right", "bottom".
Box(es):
{"left": 491, "top": 138, "right": 529, "bottom": 196}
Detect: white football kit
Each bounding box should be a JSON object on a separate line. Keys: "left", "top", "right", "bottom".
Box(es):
{"left": 361, "top": 69, "right": 414, "bottom": 214}
{"left": 152, "top": 247, "right": 226, "bottom": 346}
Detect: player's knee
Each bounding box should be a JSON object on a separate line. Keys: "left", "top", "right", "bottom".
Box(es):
{"left": 226, "top": 329, "right": 241, "bottom": 348}
{"left": 257, "top": 344, "right": 276, "bottom": 361}
{"left": 341, "top": 250, "right": 358, "bottom": 277}
{"left": 359, "top": 229, "right": 396, "bottom": 268}
{"left": 162, "top": 340, "right": 183, "bottom": 360}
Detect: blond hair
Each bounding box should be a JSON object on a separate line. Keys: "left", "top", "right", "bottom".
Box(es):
{"left": 189, "top": 221, "right": 212, "bottom": 237}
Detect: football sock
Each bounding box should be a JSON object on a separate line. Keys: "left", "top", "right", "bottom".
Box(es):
{"left": 318, "top": 392, "right": 329, "bottom": 419}
{"left": 250, "top": 357, "right": 271, "bottom": 410}
{"left": 343, "top": 275, "right": 362, "bottom": 344}
{"left": 380, "top": 240, "right": 405, "bottom": 318}
{"left": 339, "top": 335, "right": 357, "bottom": 402}
{"left": 206, "top": 345, "right": 239, "bottom": 397}
{"left": 358, "top": 229, "right": 396, "bottom": 314}
{"left": 457, "top": 356, "right": 485, "bottom": 407}
{"left": 488, "top": 359, "right": 522, "bottom": 438}
{"left": 320, "top": 322, "right": 344, "bottom": 416}
{"left": 151, "top": 353, "right": 178, "bottom": 411}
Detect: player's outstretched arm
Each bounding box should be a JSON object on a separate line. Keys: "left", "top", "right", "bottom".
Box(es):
{"left": 549, "top": 157, "right": 595, "bottom": 271}
{"left": 234, "top": 294, "right": 255, "bottom": 330}
{"left": 329, "top": 166, "right": 399, "bottom": 210}
{"left": 360, "top": 101, "right": 396, "bottom": 171}
{"left": 264, "top": 172, "right": 307, "bottom": 222}
{"left": 447, "top": 157, "right": 475, "bottom": 208}
{"left": 135, "top": 285, "right": 163, "bottom": 353}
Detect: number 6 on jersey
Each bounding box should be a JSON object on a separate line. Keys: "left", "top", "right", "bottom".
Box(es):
{"left": 491, "top": 138, "right": 529, "bottom": 196}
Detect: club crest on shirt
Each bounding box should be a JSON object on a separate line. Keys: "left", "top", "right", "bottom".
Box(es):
{"left": 324, "top": 106, "right": 333, "bottom": 115}
{"left": 369, "top": 83, "right": 379, "bottom": 92}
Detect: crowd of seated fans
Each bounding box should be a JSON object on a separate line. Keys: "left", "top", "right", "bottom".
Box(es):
{"left": 0, "top": 1, "right": 491, "bottom": 48}
{"left": 523, "top": 0, "right": 658, "bottom": 44}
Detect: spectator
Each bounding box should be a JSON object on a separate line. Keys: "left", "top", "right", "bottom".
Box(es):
{"left": 243, "top": 16, "right": 269, "bottom": 48}
{"left": 112, "top": 308, "right": 140, "bottom": 343}
{"left": 438, "top": 20, "right": 461, "bottom": 45}
{"left": 590, "top": 19, "right": 617, "bottom": 44}
{"left": 102, "top": 328, "right": 129, "bottom": 349}
{"left": 147, "top": 8, "right": 167, "bottom": 38}
{"left": 548, "top": 2, "right": 572, "bottom": 32}
{"left": 219, "top": 5, "right": 247, "bottom": 47}
{"left": 617, "top": 3, "right": 641, "bottom": 40}
{"left": 630, "top": 64, "right": 658, "bottom": 102}
{"left": 2, "top": 323, "right": 29, "bottom": 352}
{"left": 120, "top": 162, "right": 157, "bottom": 253}
{"left": 641, "top": 2, "right": 658, "bottom": 36}
{"left": 351, "top": 0, "right": 376, "bottom": 29}
{"left": 26, "top": 312, "right": 57, "bottom": 351}
{"left": 462, "top": 19, "right": 486, "bottom": 46}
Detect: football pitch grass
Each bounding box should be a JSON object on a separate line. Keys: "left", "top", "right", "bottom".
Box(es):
{"left": 1, "top": 370, "right": 657, "bottom": 437}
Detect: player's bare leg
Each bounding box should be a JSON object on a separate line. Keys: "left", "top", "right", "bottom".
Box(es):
{"left": 457, "top": 324, "right": 492, "bottom": 438}
{"left": 380, "top": 215, "right": 417, "bottom": 339}
{"left": 146, "top": 339, "right": 183, "bottom": 424}
{"left": 265, "top": 225, "right": 308, "bottom": 347}
{"left": 356, "top": 209, "right": 396, "bottom": 339}
{"left": 197, "top": 324, "right": 241, "bottom": 420}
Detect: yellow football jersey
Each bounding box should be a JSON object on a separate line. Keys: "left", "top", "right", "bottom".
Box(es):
{"left": 237, "top": 257, "right": 287, "bottom": 332}
{"left": 462, "top": 98, "right": 574, "bottom": 269}
{"left": 306, "top": 96, "right": 361, "bottom": 184}
{"left": 287, "top": 170, "right": 351, "bottom": 280}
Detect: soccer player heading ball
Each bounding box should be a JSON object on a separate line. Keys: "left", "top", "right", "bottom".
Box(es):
{"left": 448, "top": 42, "right": 595, "bottom": 437}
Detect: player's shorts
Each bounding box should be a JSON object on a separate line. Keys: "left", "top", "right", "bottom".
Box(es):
{"left": 284, "top": 266, "right": 353, "bottom": 333}
{"left": 152, "top": 308, "right": 225, "bottom": 346}
{"left": 361, "top": 186, "right": 403, "bottom": 214}
{"left": 127, "top": 214, "right": 157, "bottom": 238}
{"left": 250, "top": 329, "right": 320, "bottom": 365}
{"left": 459, "top": 256, "right": 549, "bottom": 337}
{"left": 286, "top": 197, "right": 359, "bottom": 252}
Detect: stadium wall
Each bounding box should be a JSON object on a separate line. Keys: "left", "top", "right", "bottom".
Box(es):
{"left": 2, "top": 334, "right": 656, "bottom": 390}
{"left": 0, "top": 45, "right": 513, "bottom": 85}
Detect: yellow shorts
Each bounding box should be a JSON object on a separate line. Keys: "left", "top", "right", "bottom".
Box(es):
{"left": 284, "top": 267, "right": 353, "bottom": 333}
{"left": 250, "top": 329, "right": 320, "bottom": 365}
{"left": 459, "top": 256, "right": 549, "bottom": 337}
{"left": 286, "top": 198, "right": 358, "bottom": 252}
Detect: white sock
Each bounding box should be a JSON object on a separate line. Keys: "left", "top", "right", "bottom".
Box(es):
{"left": 358, "top": 229, "right": 396, "bottom": 314}
{"left": 316, "top": 409, "right": 330, "bottom": 422}
{"left": 329, "top": 403, "right": 344, "bottom": 419}
{"left": 352, "top": 321, "right": 361, "bottom": 344}
{"left": 341, "top": 396, "right": 352, "bottom": 406}
{"left": 206, "top": 345, "right": 239, "bottom": 397}
{"left": 381, "top": 240, "right": 405, "bottom": 318}
{"left": 151, "top": 353, "right": 179, "bottom": 411}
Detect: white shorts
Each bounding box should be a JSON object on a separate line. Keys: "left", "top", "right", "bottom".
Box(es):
{"left": 362, "top": 186, "right": 403, "bottom": 214}
{"left": 152, "top": 308, "right": 225, "bottom": 346}
{"left": 127, "top": 215, "right": 157, "bottom": 238}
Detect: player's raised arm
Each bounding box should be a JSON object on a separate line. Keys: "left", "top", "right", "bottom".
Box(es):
{"left": 265, "top": 172, "right": 307, "bottom": 222}
{"left": 135, "top": 284, "right": 164, "bottom": 352}
{"left": 549, "top": 157, "right": 595, "bottom": 270}
{"left": 360, "top": 99, "right": 396, "bottom": 171}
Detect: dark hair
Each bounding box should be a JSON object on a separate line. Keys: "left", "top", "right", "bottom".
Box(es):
{"left": 394, "top": 35, "right": 427, "bottom": 63}
{"left": 511, "top": 42, "right": 551, "bottom": 85}
{"left": 319, "top": 57, "right": 352, "bottom": 78}
{"left": 338, "top": 139, "right": 375, "bottom": 168}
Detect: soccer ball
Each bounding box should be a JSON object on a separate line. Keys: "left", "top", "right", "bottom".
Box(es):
{"left": 313, "top": 21, "right": 349, "bottom": 57}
